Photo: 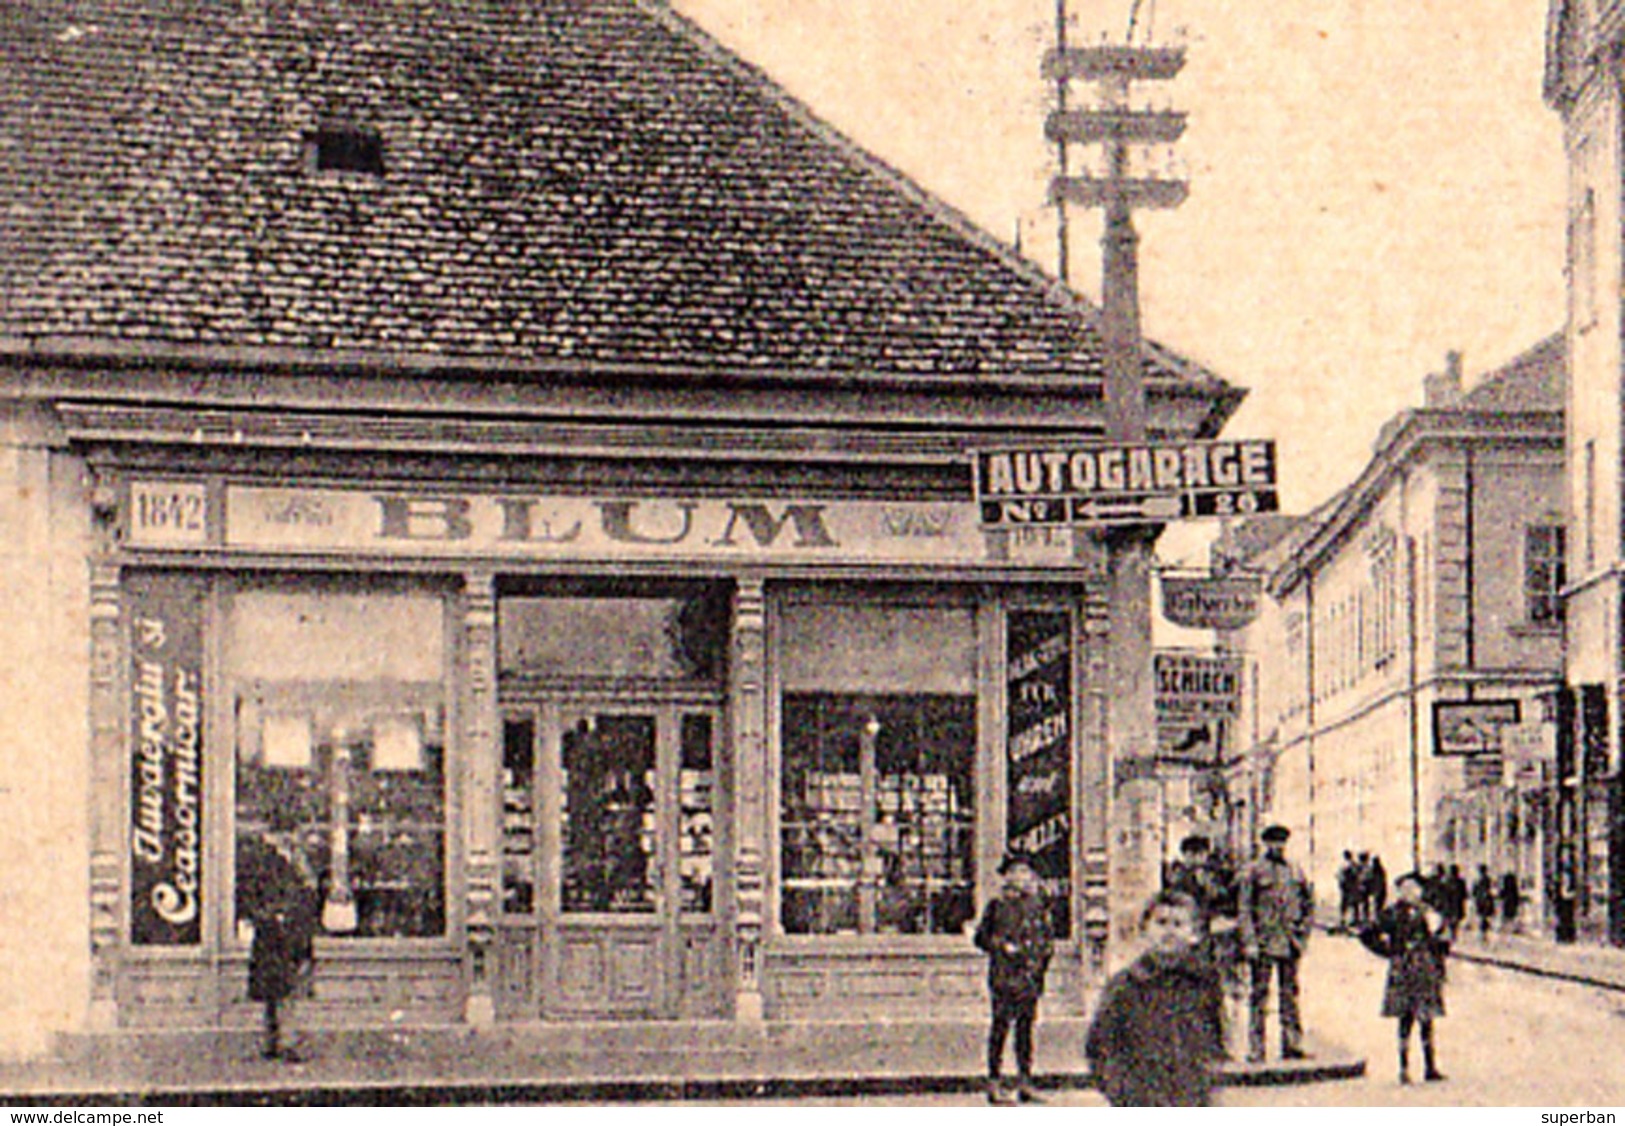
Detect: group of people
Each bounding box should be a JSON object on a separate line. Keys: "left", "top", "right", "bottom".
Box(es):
{"left": 976, "top": 823, "right": 1317, "bottom": 1106}
{"left": 976, "top": 823, "right": 1486, "bottom": 1105}
{"left": 1334, "top": 850, "right": 1389, "bottom": 930}
{"left": 1342, "top": 851, "right": 1527, "bottom": 943}
{"left": 1459, "top": 865, "right": 1526, "bottom": 940}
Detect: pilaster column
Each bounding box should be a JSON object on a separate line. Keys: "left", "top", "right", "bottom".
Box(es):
{"left": 461, "top": 571, "right": 498, "bottom": 1026}
{"left": 729, "top": 575, "right": 767, "bottom": 1022}
{"left": 87, "top": 545, "right": 121, "bottom": 1028}
{"left": 1078, "top": 580, "right": 1114, "bottom": 981}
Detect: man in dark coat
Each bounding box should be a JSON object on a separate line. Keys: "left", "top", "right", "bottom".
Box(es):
{"left": 973, "top": 853, "right": 1054, "bottom": 1104}
{"left": 1086, "top": 889, "right": 1224, "bottom": 1106}
{"left": 1238, "top": 824, "right": 1313, "bottom": 1063}
{"left": 1336, "top": 851, "right": 1360, "bottom": 931}
{"left": 1366, "top": 854, "right": 1389, "bottom": 918}
{"left": 238, "top": 827, "right": 320, "bottom": 1061}
{"left": 1471, "top": 865, "right": 1496, "bottom": 941}
{"left": 1499, "top": 872, "right": 1524, "bottom": 933}
{"left": 1359, "top": 872, "right": 1449, "bottom": 1083}
{"left": 1441, "top": 865, "right": 1469, "bottom": 940}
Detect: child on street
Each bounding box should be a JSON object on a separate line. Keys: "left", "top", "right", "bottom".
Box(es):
{"left": 1359, "top": 871, "right": 1450, "bottom": 1084}
{"left": 973, "top": 853, "right": 1054, "bottom": 1105}
{"left": 1085, "top": 889, "right": 1225, "bottom": 1107}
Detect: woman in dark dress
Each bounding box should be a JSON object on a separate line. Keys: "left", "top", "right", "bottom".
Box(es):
{"left": 1359, "top": 871, "right": 1449, "bottom": 1084}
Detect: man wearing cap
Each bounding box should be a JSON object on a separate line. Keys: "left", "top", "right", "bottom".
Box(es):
{"left": 1238, "top": 824, "right": 1314, "bottom": 1063}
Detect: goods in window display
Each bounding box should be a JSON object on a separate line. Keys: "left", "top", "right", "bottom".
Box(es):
{"left": 237, "top": 703, "right": 448, "bottom": 940}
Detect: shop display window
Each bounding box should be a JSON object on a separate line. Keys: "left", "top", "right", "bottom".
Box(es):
{"left": 778, "top": 600, "right": 977, "bottom": 937}
{"left": 230, "top": 589, "right": 448, "bottom": 941}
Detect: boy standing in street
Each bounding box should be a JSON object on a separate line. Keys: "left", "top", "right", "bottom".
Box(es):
{"left": 1086, "top": 889, "right": 1225, "bottom": 1106}
{"left": 974, "top": 853, "right": 1054, "bottom": 1104}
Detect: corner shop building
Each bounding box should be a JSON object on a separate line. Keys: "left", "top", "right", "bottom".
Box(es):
{"left": 0, "top": 0, "right": 1240, "bottom": 1054}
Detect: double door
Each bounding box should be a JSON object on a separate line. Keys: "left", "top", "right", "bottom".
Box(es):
{"left": 498, "top": 696, "right": 723, "bottom": 1018}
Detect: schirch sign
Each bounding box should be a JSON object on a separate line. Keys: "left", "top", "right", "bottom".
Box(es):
{"left": 974, "top": 440, "right": 1279, "bottom": 527}
{"left": 1432, "top": 700, "right": 1521, "bottom": 756}
{"left": 1160, "top": 572, "right": 1263, "bottom": 631}
{"left": 1154, "top": 651, "right": 1244, "bottom": 719}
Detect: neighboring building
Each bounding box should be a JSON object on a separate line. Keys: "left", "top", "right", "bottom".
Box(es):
{"left": 1545, "top": 0, "right": 1625, "bottom": 946}
{"left": 1219, "top": 342, "right": 1565, "bottom": 917}
{"left": 0, "top": 2, "right": 1243, "bottom": 1053}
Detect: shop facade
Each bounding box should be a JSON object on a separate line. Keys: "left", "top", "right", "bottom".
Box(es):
{"left": 89, "top": 459, "right": 1134, "bottom": 1029}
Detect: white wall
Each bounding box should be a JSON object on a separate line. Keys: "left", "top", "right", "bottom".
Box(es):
{"left": 0, "top": 405, "right": 90, "bottom": 1059}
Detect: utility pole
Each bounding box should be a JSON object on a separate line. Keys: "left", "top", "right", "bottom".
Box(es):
{"left": 1044, "top": 33, "right": 1188, "bottom": 969}
{"left": 1053, "top": 0, "right": 1071, "bottom": 285}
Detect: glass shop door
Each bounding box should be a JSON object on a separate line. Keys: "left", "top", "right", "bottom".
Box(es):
{"left": 498, "top": 700, "right": 719, "bottom": 1019}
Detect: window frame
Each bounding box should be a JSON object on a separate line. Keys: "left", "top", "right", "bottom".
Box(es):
{"left": 1524, "top": 522, "right": 1567, "bottom": 626}
{"left": 224, "top": 577, "right": 458, "bottom": 950}
{"left": 768, "top": 585, "right": 1045, "bottom": 947}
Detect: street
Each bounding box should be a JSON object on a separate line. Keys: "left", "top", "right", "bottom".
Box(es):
{"left": 646, "top": 934, "right": 1625, "bottom": 1108}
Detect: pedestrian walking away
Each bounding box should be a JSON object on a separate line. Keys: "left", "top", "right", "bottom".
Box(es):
{"left": 1238, "top": 823, "right": 1314, "bottom": 1063}
{"left": 1352, "top": 852, "right": 1373, "bottom": 924}
{"left": 1471, "top": 865, "right": 1496, "bottom": 942}
{"left": 1442, "top": 864, "right": 1468, "bottom": 941}
{"left": 1499, "top": 871, "right": 1525, "bottom": 935}
{"left": 237, "top": 818, "right": 321, "bottom": 1062}
{"left": 1085, "top": 890, "right": 1225, "bottom": 1107}
{"left": 974, "top": 852, "right": 1054, "bottom": 1105}
{"left": 1336, "top": 850, "right": 1360, "bottom": 932}
{"left": 1358, "top": 871, "right": 1451, "bottom": 1084}
{"left": 1366, "top": 854, "right": 1389, "bottom": 919}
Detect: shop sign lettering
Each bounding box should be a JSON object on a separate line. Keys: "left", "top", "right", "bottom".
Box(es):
{"left": 1160, "top": 573, "right": 1262, "bottom": 630}
{"left": 974, "top": 440, "right": 1280, "bottom": 527}
{"left": 206, "top": 485, "right": 1106, "bottom": 570}
{"left": 1154, "top": 651, "right": 1243, "bottom": 718}
{"left": 127, "top": 572, "right": 205, "bottom": 946}
{"left": 1005, "top": 610, "right": 1073, "bottom": 936}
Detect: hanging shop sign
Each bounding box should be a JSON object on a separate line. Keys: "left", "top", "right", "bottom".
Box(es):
{"left": 1155, "top": 651, "right": 1243, "bottom": 718}
{"left": 1005, "top": 610, "right": 1074, "bottom": 936}
{"left": 1501, "top": 722, "right": 1555, "bottom": 788}
{"left": 1154, "top": 651, "right": 1242, "bottom": 762}
{"left": 1160, "top": 572, "right": 1263, "bottom": 631}
{"left": 127, "top": 571, "right": 206, "bottom": 946}
{"left": 1431, "top": 700, "right": 1521, "bottom": 757}
{"left": 974, "top": 439, "right": 1279, "bottom": 527}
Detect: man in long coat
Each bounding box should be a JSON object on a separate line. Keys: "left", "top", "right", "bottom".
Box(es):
{"left": 238, "top": 828, "right": 320, "bottom": 1061}
{"left": 1238, "top": 824, "right": 1313, "bottom": 1063}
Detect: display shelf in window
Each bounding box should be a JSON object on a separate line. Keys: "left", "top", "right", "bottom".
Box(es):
{"left": 235, "top": 694, "right": 447, "bottom": 940}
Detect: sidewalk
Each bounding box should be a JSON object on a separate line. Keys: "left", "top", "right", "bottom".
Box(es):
{"left": 0, "top": 1018, "right": 1364, "bottom": 1106}
{"left": 1447, "top": 927, "right": 1625, "bottom": 991}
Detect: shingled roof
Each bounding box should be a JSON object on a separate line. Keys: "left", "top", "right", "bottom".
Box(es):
{"left": 0, "top": 0, "right": 1237, "bottom": 403}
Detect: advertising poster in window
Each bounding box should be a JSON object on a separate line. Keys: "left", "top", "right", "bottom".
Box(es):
{"left": 127, "top": 571, "right": 205, "bottom": 946}
{"left": 1006, "top": 610, "right": 1072, "bottom": 935}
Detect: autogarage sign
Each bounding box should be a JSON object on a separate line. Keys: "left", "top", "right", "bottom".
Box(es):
{"left": 974, "top": 440, "right": 1279, "bottom": 527}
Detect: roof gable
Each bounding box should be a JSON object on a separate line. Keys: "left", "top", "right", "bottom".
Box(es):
{"left": 0, "top": 0, "right": 1237, "bottom": 407}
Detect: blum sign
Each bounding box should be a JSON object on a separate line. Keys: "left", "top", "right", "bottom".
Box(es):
{"left": 127, "top": 481, "right": 1097, "bottom": 568}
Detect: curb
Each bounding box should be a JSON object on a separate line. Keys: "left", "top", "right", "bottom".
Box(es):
{"left": 1448, "top": 949, "right": 1625, "bottom": 994}
{"left": 0, "top": 1058, "right": 1367, "bottom": 1106}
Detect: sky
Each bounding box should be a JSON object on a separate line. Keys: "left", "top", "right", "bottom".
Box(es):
{"left": 671, "top": 0, "right": 1567, "bottom": 523}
